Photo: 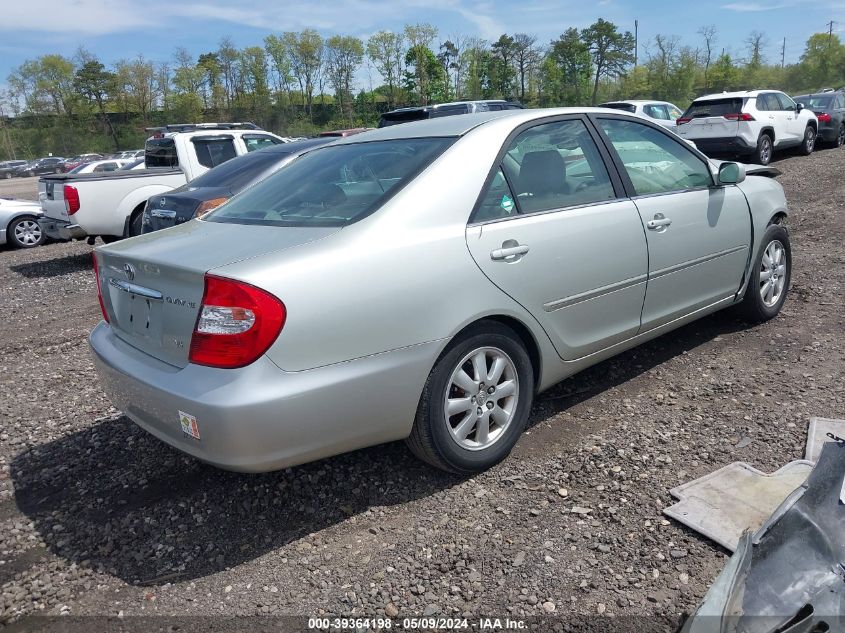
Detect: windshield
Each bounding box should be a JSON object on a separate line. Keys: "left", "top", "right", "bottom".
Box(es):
{"left": 683, "top": 98, "right": 745, "bottom": 118}
{"left": 206, "top": 138, "right": 453, "bottom": 227}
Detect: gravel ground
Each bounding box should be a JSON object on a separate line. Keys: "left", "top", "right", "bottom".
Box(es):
{"left": 0, "top": 149, "right": 843, "bottom": 631}
{"left": 0, "top": 177, "right": 39, "bottom": 202}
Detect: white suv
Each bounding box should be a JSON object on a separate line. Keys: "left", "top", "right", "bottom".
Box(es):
{"left": 675, "top": 90, "right": 818, "bottom": 165}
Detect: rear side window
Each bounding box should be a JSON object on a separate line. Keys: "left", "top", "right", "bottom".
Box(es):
{"left": 192, "top": 136, "right": 237, "bottom": 169}
{"left": 243, "top": 135, "right": 283, "bottom": 152}
{"left": 145, "top": 138, "right": 178, "bottom": 167}
{"left": 206, "top": 138, "right": 453, "bottom": 227}
{"left": 473, "top": 168, "right": 518, "bottom": 222}
{"left": 756, "top": 94, "right": 778, "bottom": 111}
{"left": 598, "top": 118, "right": 712, "bottom": 195}
{"left": 498, "top": 119, "right": 616, "bottom": 214}
{"left": 683, "top": 98, "right": 745, "bottom": 119}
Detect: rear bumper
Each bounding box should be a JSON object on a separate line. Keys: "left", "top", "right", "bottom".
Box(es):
{"left": 38, "top": 216, "right": 87, "bottom": 241}
{"left": 89, "top": 322, "right": 437, "bottom": 472}
{"left": 683, "top": 136, "right": 757, "bottom": 155}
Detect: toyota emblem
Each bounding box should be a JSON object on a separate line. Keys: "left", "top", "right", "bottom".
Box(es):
{"left": 123, "top": 263, "right": 135, "bottom": 281}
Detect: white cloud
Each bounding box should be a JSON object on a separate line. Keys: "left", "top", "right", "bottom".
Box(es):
{"left": 721, "top": 1, "right": 792, "bottom": 11}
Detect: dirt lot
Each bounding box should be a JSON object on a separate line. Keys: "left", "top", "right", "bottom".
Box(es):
{"left": 0, "top": 150, "right": 843, "bottom": 630}
{"left": 0, "top": 177, "right": 39, "bottom": 202}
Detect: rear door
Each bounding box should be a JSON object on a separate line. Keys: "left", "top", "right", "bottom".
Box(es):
{"left": 676, "top": 97, "right": 743, "bottom": 140}
{"left": 466, "top": 116, "right": 649, "bottom": 360}
{"left": 594, "top": 115, "right": 752, "bottom": 330}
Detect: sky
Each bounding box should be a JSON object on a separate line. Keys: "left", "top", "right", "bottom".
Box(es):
{"left": 1, "top": 0, "right": 843, "bottom": 90}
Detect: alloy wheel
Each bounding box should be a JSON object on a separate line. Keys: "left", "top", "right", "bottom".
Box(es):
{"left": 443, "top": 346, "right": 519, "bottom": 451}
{"left": 759, "top": 239, "right": 787, "bottom": 307}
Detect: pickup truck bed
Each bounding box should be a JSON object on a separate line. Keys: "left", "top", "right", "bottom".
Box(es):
{"left": 39, "top": 168, "right": 185, "bottom": 241}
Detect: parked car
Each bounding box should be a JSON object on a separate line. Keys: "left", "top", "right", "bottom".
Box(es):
{"left": 61, "top": 154, "right": 104, "bottom": 173}
{"left": 0, "top": 197, "right": 44, "bottom": 248}
{"left": 67, "top": 158, "right": 134, "bottom": 174}
{"left": 143, "top": 138, "right": 332, "bottom": 234}
{"left": 90, "top": 108, "right": 791, "bottom": 474}
{"left": 0, "top": 160, "right": 28, "bottom": 179}
{"left": 597, "top": 100, "right": 684, "bottom": 129}
{"left": 675, "top": 90, "right": 818, "bottom": 165}
{"left": 14, "top": 157, "right": 65, "bottom": 177}
{"left": 379, "top": 100, "right": 524, "bottom": 127}
{"left": 318, "top": 128, "right": 373, "bottom": 137}
{"left": 792, "top": 91, "right": 845, "bottom": 147}
{"left": 38, "top": 123, "right": 287, "bottom": 243}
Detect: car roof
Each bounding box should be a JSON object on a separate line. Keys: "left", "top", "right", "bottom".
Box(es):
{"left": 332, "top": 108, "right": 645, "bottom": 144}
{"left": 693, "top": 89, "right": 783, "bottom": 101}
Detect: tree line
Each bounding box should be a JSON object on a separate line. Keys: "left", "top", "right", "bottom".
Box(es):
{"left": 2, "top": 19, "right": 844, "bottom": 159}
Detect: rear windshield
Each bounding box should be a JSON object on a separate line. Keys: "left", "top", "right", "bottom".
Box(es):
{"left": 145, "top": 138, "right": 177, "bottom": 167}
{"left": 187, "top": 150, "right": 289, "bottom": 192}
{"left": 683, "top": 98, "right": 745, "bottom": 118}
{"left": 600, "top": 103, "right": 637, "bottom": 113}
{"left": 206, "top": 138, "right": 453, "bottom": 227}
{"left": 795, "top": 95, "right": 833, "bottom": 110}
{"left": 378, "top": 110, "right": 430, "bottom": 127}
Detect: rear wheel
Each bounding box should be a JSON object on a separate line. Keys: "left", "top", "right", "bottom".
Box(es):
{"left": 753, "top": 133, "right": 773, "bottom": 165}
{"left": 126, "top": 204, "right": 146, "bottom": 237}
{"left": 834, "top": 124, "right": 844, "bottom": 148}
{"left": 7, "top": 215, "right": 44, "bottom": 249}
{"left": 406, "top": 322, "right": 534, "bottom": 473}
{"left": 737, "top": 224, "right": 791, "bottom": 323}
{"left": 799, "top": 125, "right": 816, "bottom": 155}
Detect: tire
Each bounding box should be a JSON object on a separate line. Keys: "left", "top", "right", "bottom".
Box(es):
{"left": 4, "top": 173, "right": 11, "bottom": 179}
{"left": 27, "top": 171, "right": 34, "bottom": 177}
{"left": 737, "top": 224, "right": 791, "bottom": 323}
{"left": 127, "top": 206, "right": 144, "bottom": 237}
{"left": 101, "top": 235, "right": 120, "bottom": 244}
{"left": 799, "top": 125, "right": 816, "bottom": 155}
{"left": 406, "top": 321, "right": 534, "bottom": 473}
{"left": 7, "top": 215, "right": 45, "bottom": 249}
{"left": 834, "top": 124, "right": 845, "bottom": 148}
{"left": 752, "top": 133, "right": 773, "bottom": 165}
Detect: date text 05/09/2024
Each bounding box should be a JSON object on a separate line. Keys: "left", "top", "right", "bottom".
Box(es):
{"left": 307, "top": 617, "right": 528, "bottom": 630}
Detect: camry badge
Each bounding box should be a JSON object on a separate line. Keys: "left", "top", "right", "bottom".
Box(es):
{"left": 123, "top": 263, "right": 135, "bottom": 281}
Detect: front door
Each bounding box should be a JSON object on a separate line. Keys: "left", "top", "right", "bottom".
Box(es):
{"left": 466, "top": 117, "right": 649, "bottom": 360}
{"left": 594, "top": 116, "right": 752, "bottom": 331}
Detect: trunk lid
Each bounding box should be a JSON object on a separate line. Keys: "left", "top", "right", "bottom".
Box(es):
{"left": 146, "top": 187, "right": 231, "bottom": 232}
{"left": 38, "top": 178, "right": 69, "bottom": 221}
{"left": 97, "top": 219, "right": 340, "bottom": 367}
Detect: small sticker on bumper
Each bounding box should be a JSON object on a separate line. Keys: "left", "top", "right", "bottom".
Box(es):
{"left": 178, "top": 411, "right": 201, "bottom": 440}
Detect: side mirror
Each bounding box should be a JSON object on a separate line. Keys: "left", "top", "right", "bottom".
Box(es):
{"left": 796, "top": 102, "right": 804, "bottom": 113}
{"left": 718, "top": 161, "right": 746, "bottom": 185}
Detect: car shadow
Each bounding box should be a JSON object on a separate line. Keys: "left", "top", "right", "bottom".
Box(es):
{"left": 9, "top": 309, "right": 750, "bottom": 587}
{"left": 9, "top": 251, "right": 92, "bottom": 278}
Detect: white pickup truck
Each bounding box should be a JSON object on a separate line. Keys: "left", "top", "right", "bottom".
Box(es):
{"left": 38, "top": 123, "right": 287, "bottom": 242}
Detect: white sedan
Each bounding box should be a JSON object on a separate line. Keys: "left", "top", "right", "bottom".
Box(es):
{"left": 598, "top": 100, "right": 685, "bottom": 129}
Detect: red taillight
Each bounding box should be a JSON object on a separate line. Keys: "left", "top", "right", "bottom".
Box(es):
{"left": 676, "top": 117, "right": 692, "bottom": 125}
{"left": 817, "top": 112, "right": 831, "bottom": 123}
{"left": 723, "top": 113, "right": 755, "bottom": 121}
{"left": 189, "top": 275, "right": 286, "bottom": 369}
{"left": 64, "top": 185, "right": 80, "bottom": 215}
{"left": 92, "top": 254, "right": 109, "bottom": 323}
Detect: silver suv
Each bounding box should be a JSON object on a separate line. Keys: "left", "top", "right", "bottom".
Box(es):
{"left": 676, "top": 90, "right": 818, "bottom": 165}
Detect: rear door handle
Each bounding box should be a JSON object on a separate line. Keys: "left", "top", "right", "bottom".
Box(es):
{"left": 646, "top": 214, "right": 672, "bottom": 231}
{"left": 491, "top": 244, "right": 530, "bottom": 260}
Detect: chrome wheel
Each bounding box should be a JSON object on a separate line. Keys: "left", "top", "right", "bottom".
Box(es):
{"left": 444, "top": 346, "right": 519, "bottom": 451}
{"left": 760, "top": 239, "right": 787, "bottom": 307}
{"left": 805, "top": 127, "right": 816, "bottom": 152}
{"left": 838, "top": 125, "right": 845, "bottom": 148}
{"left": 12, "top": 218, "right": 42, "bottom": 247}
{"left": 759, "top": 137, "right": 772, "bottom": 164}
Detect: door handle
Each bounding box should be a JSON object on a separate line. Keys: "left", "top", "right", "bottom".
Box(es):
{"left": 491, "top": 243, "right": 530, "bottom": 260}
{"left": 646, "top": 214, "right": 672, "bottom": 231}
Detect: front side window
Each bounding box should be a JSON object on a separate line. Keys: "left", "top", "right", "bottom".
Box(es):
{"left": 192, "top": 137, "right": 237, "bottom": 169}
{"left": 499, "top": 119, "right": 616, "bottom": 214}
{"left": 243, "top": 135, "right": 283, "bottom": 152}
{"left": 776, "top": 93, "right": 797, "bottom": 111}
{"left": 645, "top": 104, "right": 670, "bottom": 120}
{"left": 206, "top": 138, "right": 453, "bottom": 227}
{"left": 598, "top": 118, "right": 713, "bottom": 195}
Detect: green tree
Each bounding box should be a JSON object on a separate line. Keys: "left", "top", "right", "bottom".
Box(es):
{"left": 74, "top": 60, "right": 120, "bottom": 149}
{"left": 404, "top": 23, "right": 438, "bottom": 104}
{"left": 325, "top": 35, "right": 364, "bottom": 124}
{"left": 581, "top": 18, "right": 636, "bottom": 104}
{"left": 367, "top": 31, "right": 405, "bottom": 108}
{"left": 543, "top": 28, "right": 592, "bottom": 105}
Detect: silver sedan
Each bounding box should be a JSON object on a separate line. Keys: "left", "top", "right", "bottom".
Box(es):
{"left": 90, "top": 109, "right": 791, "bottom": 473}
{"left": 0, "top": 197, "right": 44, "bottom": 248}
